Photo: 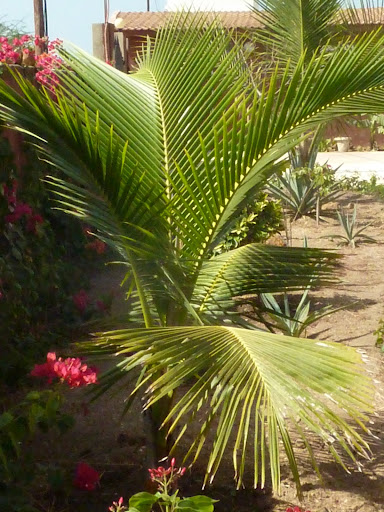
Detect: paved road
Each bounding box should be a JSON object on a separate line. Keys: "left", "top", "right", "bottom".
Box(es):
{"left": 317, "top": 151, "right": 384, "bottom": 183}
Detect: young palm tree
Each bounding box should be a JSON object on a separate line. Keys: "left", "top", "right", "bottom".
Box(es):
{"left": 0, "top": 13, "right": 383, "bottom": 492}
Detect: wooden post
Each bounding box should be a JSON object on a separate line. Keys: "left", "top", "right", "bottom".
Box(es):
{"left": 33, "top": 0, "right": 45, "bottom": 55}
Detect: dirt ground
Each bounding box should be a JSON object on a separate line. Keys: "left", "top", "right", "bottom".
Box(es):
{"left": 38, "top": 191, "right": 384, "bottom": 512}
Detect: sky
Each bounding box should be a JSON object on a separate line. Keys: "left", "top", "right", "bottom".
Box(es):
{"left": 0, "top": 0, "right": 166, "bottom": 53}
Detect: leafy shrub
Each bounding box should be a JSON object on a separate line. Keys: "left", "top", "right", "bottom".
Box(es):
{"left": 0, "top": 136, "right": 107, "bottom": 387}
{"left": 339, "top": 174, "right": 384, "bottom": 199}
{"left": 212, "top": 192, "right": 282, "bottom": 254}
{"left": 0, "top": 389, "right": 74, "bottom": 511}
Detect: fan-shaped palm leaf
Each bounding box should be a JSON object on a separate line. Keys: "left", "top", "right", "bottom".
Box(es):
{"left": 84, "top": 326, "right": 372, "bottom": 492}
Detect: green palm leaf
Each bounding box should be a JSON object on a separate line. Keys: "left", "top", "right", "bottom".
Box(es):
{"left": 253, "top": 0, "right": 340, "bottom": 67}
{"left": 192, "top": 244, "right": 339, "bottom": 322}
{"left": 84, "top": 326, "right": 372, "bottom": 492}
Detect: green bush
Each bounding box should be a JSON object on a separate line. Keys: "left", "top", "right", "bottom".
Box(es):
{"left": 339, "top": 174, "right": 384, "bottom": 199}
{"left": 212, "top": 192, "right": 282, "bottom": 254}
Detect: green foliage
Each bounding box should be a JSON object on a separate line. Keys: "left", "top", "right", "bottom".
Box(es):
{"left": 340, "top": 173, "right": 384, "bottom": 199}
{"left": 0, "top": 18, "right": 27, "bottom": 39}
{"left": 0, "top": 389, "right": 74, "bottom": 511}
{"left": 374, "top": 318, "right": 384, "bottom": 350}
{"left": 212, "top": 193, "right": 282, "bottom": 254}
{"left": 318, "top": 138, "right": 335, "bottom": 152}
{"left": 268, "top": 165, "right": 342, "bottom": 219}
{"left": 325, "top": 204, "right": 376, "bottom": 248}
{"left": 126, "top": 492, "right": 216, "bottom": 512}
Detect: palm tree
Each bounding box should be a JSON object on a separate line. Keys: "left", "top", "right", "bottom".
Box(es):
{"left": 253, "top": 0, "right": 384, "bottom": 166}
{"left": 0, "top": 12, "right": 383, "bottom": 492}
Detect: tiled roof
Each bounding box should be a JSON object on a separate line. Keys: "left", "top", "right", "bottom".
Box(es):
{"left": 111, "top": 11, "right": 263, "bottom": 31}
{"left": 111, "top": 8, "right": 384, "bottom": 32}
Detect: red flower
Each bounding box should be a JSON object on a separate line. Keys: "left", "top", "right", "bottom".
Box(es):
{"left": 286, "top": 507, "right": 311, "bottom": 512}
{"left": 148, "top": 458, "right": 186, "bottom": 490}
{"left": 27, "top": 213, "right": 44, "bottom": 234}
{"left": 30, "top": 352, "right": 57, "bottom": 383}
{"left": 30, "top": 352, "right": 98, "bottom": 388}
{"left": 3, "top": 180, "right": 18, "bottom": 206}
{"left": 73, "top": 462, "right": 100, "bottom": 490}
{"left": 73, "top": 289, "right": 89, "bottom": 313}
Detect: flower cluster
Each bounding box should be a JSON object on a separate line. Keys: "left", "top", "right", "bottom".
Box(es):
{"left": 0, "top": 34, "right": 63, "bottom": 93}
{"left": 30, "top": 352, "right": 98, "bottom": 388}
{"left": 73, "top": 462, "right": 100, "bottom": 491}
{"left": 0, "top": 34, "right": 46, "bottom": 65}
{"left": 286, "top": 507, "right": 311, "bottom": 512}
{"left": 72, "top": 289, "right": 109, "bottom": 316}
{"left": 35, "top": 42, "right": 63, "bottom": 92}
{"left": 149, "top": 458, "right": 186, "bottom": 492}
{"left": 3, "top": 179, "right": 44, "bottom": 234}
{"left": 109, "top": 497, "right": 126, "bottom": 512}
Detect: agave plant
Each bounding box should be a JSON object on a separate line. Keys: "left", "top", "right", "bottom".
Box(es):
{"left": 259, "top": 288, "right": 343, "bottom": 337}
{"left": 1, "top": 10, "right": 384, "bottom": 493}
{"left": 267, "top": 167, "right": 342, "bottom": 220}
{"left": 326, "top": 204, "right": 376, "bottom": 247}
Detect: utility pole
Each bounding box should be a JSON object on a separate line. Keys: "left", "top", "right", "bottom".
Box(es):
{"left": 33, "top": 0, "right": 45, "bottom": 55}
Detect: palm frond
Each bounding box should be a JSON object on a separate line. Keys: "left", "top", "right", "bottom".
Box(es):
{"left": 84, "top": 326, "right": 373, "bottom": 492}
{"left": 253, "top": 0, "right": 340, "bottom": 67}
{"left": 192, "top": 244, "right": 340, "bottom": 322}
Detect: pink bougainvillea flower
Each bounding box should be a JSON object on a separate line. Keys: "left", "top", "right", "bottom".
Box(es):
{"left": 54, "top": 357, "right": 98, "bottom": 388}
{"left": 73, "top": 462, "right": 100, "bottom": 490}
{"left": 30, "top": 352, "right": 98, "bottom": 388}
{"left": 30, "top": 352, "right": 58, "bottom": 383}
{"left": 73, "top": 289, "right": 89, "bottom": 313}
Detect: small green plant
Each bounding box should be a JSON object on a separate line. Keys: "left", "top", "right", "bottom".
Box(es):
{"left": 325, "top": 204, "right": 375, "bottom": 248}
{"left": 109, "top": 459, "right": 216, "bottom": 512}
{"left": 259, "top": 287, "right": 341, "bottom": 337}
{"left": 212, "top": 192, "right": 282, "bottom": 254}
{"left": 318, "top": 137, "right": 335, "bottom": 152}
{"left": 0, "top": 388, "right": 75, "bottom": 511}
{"left": 339, "top": 174, "right": 384, "bottom": 199}
{"left": 268, "top": 165, "right": 342, "bottom": 220}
